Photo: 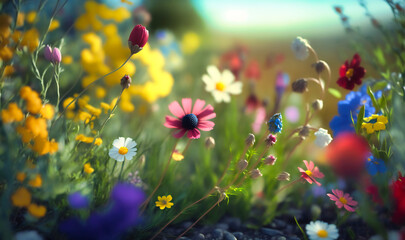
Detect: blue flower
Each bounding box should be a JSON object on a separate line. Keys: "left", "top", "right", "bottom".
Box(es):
{"left": 329, "top": 85, "right": 381, "bottom": 137}
{"left": 268, "top": 113, "right": 282, "bottom": 134}
{"left": 366, "top": 155, "right": 386, "bottom": 176}
{"left": 68, "top": 192, "right": 89, "bottom": 209}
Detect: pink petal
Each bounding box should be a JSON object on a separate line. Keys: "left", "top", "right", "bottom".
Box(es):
{"left": 336, "top": 190, "right": 343, "bottom": 198}
{"left": 344, "top": 204, "right": 356, "bottom": 212}
{"left": 347, "top": 199, "right": 358, "bottom": 206}
{"left": 182, "top": 98, "right": 192, "bottom": 115}
{"left": 332, "top": 189, "right": 338, "bottom": 196}
{"left": 164, "top": 116, "right": 182, "bottom": 129}
{"left": 197, "top": 105, "right": 216, "bottom": 120}
{"left": 169, "top": 101, "right": 185, "bottom": 118}
{"left": 303, "top": 160, "right": 310, "bottom": 170}
{"left": 327, "top": 194, "right": 339, "bottom": 201}
{"left": 301, "top": 174, "right": 313, "bottom": 184}
{"left": 335, "top": 201, "right": 343, "bottom": 208}
{"left": 313, "top": 167, "right": 324, "bottom": 178}
{"left": 173, "top": 129, "right": 187, "bottom": 138}
{"left": 192, "top": 99, "right": 206, "bottom": 115}
{"left": 187, "top": 128, "right": 200, "bottom": 139}
{"left": 308, "top": 161, "right": 314, "bottom": 171}
{"left": 343, "top": 193, "right": 350, "bottom": 199}
{"left": 197, "top": 120, "right": 215, "bottom": 131}
{"left": 297, "top": 167, "right": 305, "bottom": 173}
{"left": 311, "top": 177, "right": 321, "bottom": 186}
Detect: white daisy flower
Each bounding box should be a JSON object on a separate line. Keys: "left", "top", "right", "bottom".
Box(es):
{"left": 109, "top": 137, "right": 137, "bottom": 162}
{"left": 314, "top": 128, "right": 333, "bottom": 148}
{"left": 291, "top": 36, "right": 310, "bottom": 60}
{"left": 306, "top": 221, "right": 339, "bottom": 240}
{"left": 202, "top": 65, "right": 242, "bottom": 103}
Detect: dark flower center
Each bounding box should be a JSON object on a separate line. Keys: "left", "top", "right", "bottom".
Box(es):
{"left": 182, "top": 114, "right": 198, "bottom": 130}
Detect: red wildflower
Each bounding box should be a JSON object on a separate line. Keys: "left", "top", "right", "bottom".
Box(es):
{"left": 164, "top": 98, "right": 215, "bottom": 139}
{"left": 337, "top": 53, "right": 366, "bottom": 90}
{"left": 326, "top": 132, "right": 370, "bottom": 178}
{"left": 245, "top": 60, "right": 261, "bottom": 80}
{"left": 391, "top": 172, "right": 405, "bottom": 225}
{"left": 298, "top": 160, "right": 324, "bottom": 186}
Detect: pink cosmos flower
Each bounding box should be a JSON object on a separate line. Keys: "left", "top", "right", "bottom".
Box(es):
{"left": 164, "top": 98, "right": 215, "bottom": 139}
{"left": 298, "top": 160, "right": 325, "bottom": 186}
{"left": 327, "top": 189, "right": 358, "bottom": 212}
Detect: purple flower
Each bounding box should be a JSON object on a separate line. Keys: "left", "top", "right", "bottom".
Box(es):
{"left": 44, "top": 45, "right": 53, "bottom": 61}
{"left": 60, "top": 183, "right": 145, "bottom": 240}
{"left": 43, "top": 45, "right": 62, "bottom": 63}
{"left": 68, "top": 192, "right": 89, "bottom": 209}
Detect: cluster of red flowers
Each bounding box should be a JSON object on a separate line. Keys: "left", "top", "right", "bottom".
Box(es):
{"left": 391, "top": 172, "right": 405, "bottom": 225}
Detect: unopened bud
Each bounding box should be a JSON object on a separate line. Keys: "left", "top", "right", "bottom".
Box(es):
{"left": 298, "top": 126, "right": 310, "bottom": 138}
{"left": 277, "top": 171, "right": 290, "bottom": 181}
{"left": 139, "top": 154, "right": 146, "bottom": 169}
{"left": 312, "top": 99, "right": 323, "bottom": 111}
{"left": 313, "top": 60, "right": 327, "bottom": 74}
{"left": 292, "top": 78, "right": 308, "bottom": 93}
{"left": 250, "top": 169, "right": 262, "bottom": 179}
{"left": 205, "top": 137, "right": 215, "bottom": 149}
{"left": 237, "top": 159, "right": 248, "bottom": 171}
{"left": 245, "top": 133, "right": 255, "bottom": 147}
{"left": 264, "top": 155, "right": 277, "bottom": 165}
{"left": 265, "top": 134, "right": 277, "bottom": 146}
{"left": 120, "top": 75, "right": 132, "bottom": 89}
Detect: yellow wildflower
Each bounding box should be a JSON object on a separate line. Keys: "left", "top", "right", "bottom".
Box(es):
{"left": 95, "top": 86, "right": 106, "bottom": 99}
{"left": 181, "top": 32, "right": 200, "bottom": 54}
{"left": 16, "top": 12, "right": 25, "bottom": 27}
{"left": 28, "top": 203, "right": 46, "bottom": 218}
{"left": 26, "top": 11, "right": 37, "bottom": 24}
{"left": 0, "top": 46, "right": 13, "bottom": 61}
{"left": 84, "top": 163, "right": 94, "bottom": 174}
{"left": 16, "top": 172, "right": 26, "bottom": 182}
{"left": 3, "top": 65, "right": 15, "bottom": 76}
{"left": 40, "top": 104, "right": 55, "bottom": 120}
{"left": 62, "top": 55, "right": 73, "bottom": 64}
{"left": 48, "top": 19, "right": 60, "bottom": 31}
{"left": 31, "top": 137, "right": 58, "bottom": 155}
{"left": 63, "top": 97, "right": 76, "bottom": 110}
{"left": 28, "top": 174, "right": 42, "bottom": 188}
{"left": 1, "top": 103, "right": 24, "bottom": 123}
{"left": 75, "top": 134, "right": 102, "bottom": 146}
{"left": 362, "top": 114, "right": 388, "bottom": 134}
{"left": 155, "top": 195, "right": 174, "bottom": 210}
{"left": 20, "top": 28, "right": 40, "bottom": 52}
{"left": 172, "top": 150, "right": 184, "bottom": 162}
{"left": 11, "top": 187, "right": 31, "bottom": 207}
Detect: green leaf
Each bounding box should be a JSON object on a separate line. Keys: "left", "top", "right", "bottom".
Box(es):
{"left": 356, "top": 105, "right": 365, "bottom": 133}
{"left": 328, "top": 88, "right": 342, "bottom": 98}
{"left": 367, "top": 86, "right": 380, "bottom": 112}
{"left": 373, "top": 47, "right": 386, "bottom": 66}
{"left": 378, "top": 95, "right": 387, "bottom": 115}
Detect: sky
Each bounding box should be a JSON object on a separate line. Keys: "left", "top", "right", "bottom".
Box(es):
{"left": 191, "top": 0, "right": 394, "bottom": 38}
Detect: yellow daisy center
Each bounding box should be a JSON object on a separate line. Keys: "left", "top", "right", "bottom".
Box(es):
{"left": 216, "top": 82, "right": 225, "bottom": 91}
{"left": 305, "top": 170, "right": 312, "bottom": 176}
{"left": 118, "top": 147, "right": 128, "bottom": 155}
{"left": 317, "top": 229, "right": 328, "bottom": 238}
{"left": 339, "top": 197, "right": 348, "bottom": 204}
{"left": 345, "top": 68, "right": 354, "bottom": 79}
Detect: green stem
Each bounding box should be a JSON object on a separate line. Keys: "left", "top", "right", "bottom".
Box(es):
{"left": 110, "top": 161, "right": 117, "bottom": 176}
{"left": 118, "top": 161, "right": 125, "bottom": 181}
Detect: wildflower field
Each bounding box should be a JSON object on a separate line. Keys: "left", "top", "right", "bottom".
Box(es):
{"left": 0, "top": 0, "right": 405, "bottom": 239}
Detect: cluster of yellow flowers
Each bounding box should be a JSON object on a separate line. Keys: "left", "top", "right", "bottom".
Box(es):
{"left": 76, "top": 134, "right": 103, "bottom": 146}
{"left": 11, "top": 172, "right": 46, "bottom": 218}
{"left": 362, "top": 114, "right": 388, "bottom": 134}
{"left": 1, "top": 86, "right": 58, "bottom": 155}
{"left": 74, "top": 1, "right": 173, "bottom": 113}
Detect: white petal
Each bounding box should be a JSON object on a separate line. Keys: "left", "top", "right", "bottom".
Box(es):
{"left": 222, "top": 93, "right": 231, "bottom": 102}
{"left": 207, "top": 65, "right": 221, "bottom": 81}
{"left": 222, "top": 69, "right": 235, "bottom": 84}
{"left": 126, "top": 139, "right": 137, "bottom": 149}
{"left": 112, "top": 137, "right": 125, "bottom": 148}
{"left": 212, "top": 91, "right": 224, "bottom": 103}
{"left": 124, "top": 137, "right": 133, "bottom": 147}
{"left": 226, "top": 82, "right": 242, "bottom": 95}
{"left": 203, "top": 75, "right": 215, "bottom": 91}
{"left": 125, "top": 152, "right": 136, "bottom": 160}
{"left": 116, "top": 155, "right": 125, "bottom": 162}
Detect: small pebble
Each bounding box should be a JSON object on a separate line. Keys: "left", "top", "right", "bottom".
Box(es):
{"left": 193, "top": 233, "right": 205, "bottom": 240}
{"left": 217, "top": 223, "right": 229, "bottom": 230}
{"left": 271, "top": 237, "right": 286, "bottom": 240}
{"left": 233, "top": 232, "right": 244, "bottom": 240}
{"left": 223, "top": 231, "right": 237, "bottom": 240}
{"left": 213, "top": 228, "right": 224, "bottom": 240}
{"left": 261, "top": 228, "right": 283, "bottom": 237}
{"left": 178, "top": 237, "right": 191, "bottom": 240}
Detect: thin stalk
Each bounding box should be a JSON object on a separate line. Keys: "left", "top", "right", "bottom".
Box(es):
{"left": 281, "top": 138, "right": 303, "bottom": 170}
{"left": 140, "top": 139, "right": 179, "bottom": 214}
{"left": 54, "top": 64, "right": 61, "bottom": 109}
{"left": 110, "top": 161, "right": 117, "bottom": 176}
{"left": 175, "top": 198, "right": 223, "bottom": 240}
{"left": 181, "top": 138, "right": 192, "bottom": 155}
{"left": 307, "top": 45, "right": 319, "bottom": 62}
{"left": 274, "top": 178, "right": 303, "bottom": 195}
{"left": 118, "top": 161, "right": 125, "bottom": 180}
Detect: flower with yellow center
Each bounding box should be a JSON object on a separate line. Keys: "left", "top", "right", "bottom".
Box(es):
{"left": 306, "top": 221, "right": 339, "bottom": 240}
{"left": 109, "top": 137, "right": 137, "bottom": 162}
{"left": 345, "top": 68, "right": 354, "bottom": 79}
{"left": 155, "top": 195, "right": 174, "bottom": 210}
{"left": 202, "top": 65, "right": 242, "bottom": 103}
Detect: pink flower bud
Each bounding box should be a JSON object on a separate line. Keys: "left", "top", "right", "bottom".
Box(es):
{"left": 44, "top": 45, "right": 53, "bottom": 61}
{"left": 120, "top": 74, "right": 132, "bottom": 89}
{"left": 52, "top": 47, "right": 62, "bottom": 63}
{"left": 264, "top": 155, "right": 276, "bottom": 165}
{"left": 265, "top": 134, "right": 277, "bottom": 146}
{"left": 128, "top": 24, "right": 149, "bottom": 55}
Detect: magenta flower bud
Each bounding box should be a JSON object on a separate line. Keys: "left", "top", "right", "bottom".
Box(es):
{"left": 120, "top": 74, "right": 132, "bottom": 89}
{"left": 265, "top": 134, "right": 277, "bottom": 146}
{"left": 44, "top": 45, "right": 53, "bottom": 61}
{"left": 128, "top": 24, "right": 149, "bottom": 55}
{"left": 51, "top": 47, "right": 62, "bottom": 63}
{"left": 250, "top": 169, "right": 262, "bottom": 179}
{"left": 264, "top": 155, "right": 277, "bottom": 165}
